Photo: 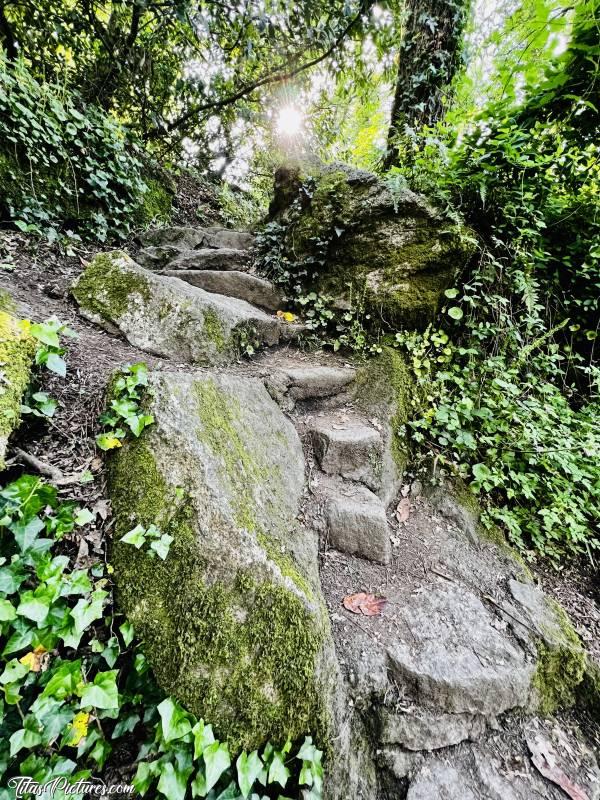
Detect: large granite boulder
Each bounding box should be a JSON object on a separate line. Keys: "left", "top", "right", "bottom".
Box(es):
{"left": 72, "top": 251, "right": 281, "bottom": 365}
{"left": 108, "top": 370, "right": 336, "bottom": 752}
{"left": 0, "top": 310, "right": 36, "bottom": 469}
{"left": 268, "top": 163, "right": 476, "bottom": 328}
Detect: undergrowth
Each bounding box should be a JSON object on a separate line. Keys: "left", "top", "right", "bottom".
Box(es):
{"left": 0, "top": 474, "right": 323, "bottom": 800}
{"left": 0, "top": 58, "right": 149, "bottom": 243}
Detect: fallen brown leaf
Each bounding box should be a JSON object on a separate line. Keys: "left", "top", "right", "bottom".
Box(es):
{"left": 395, "top": 497, "right": 411, "bottom": 524}
{"left": 343, "top": 592, "right": 387, "bottom": 617}
{"left": 528, "top": 735, "right": 589, "bottom": 800}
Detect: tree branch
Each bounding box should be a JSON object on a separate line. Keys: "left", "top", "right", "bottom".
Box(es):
{"left": 163, "top": 0, "right": 374, "bottom": 135}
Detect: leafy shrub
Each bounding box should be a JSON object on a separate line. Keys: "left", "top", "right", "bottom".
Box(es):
{"left": 387, "top": 1, "right": 600, "bottom": 559}
{"left": 395, "top": 264, "right": 600, "bottom": 559}
{"left": 0, "top": 58, "right": 149, "bottom": 242}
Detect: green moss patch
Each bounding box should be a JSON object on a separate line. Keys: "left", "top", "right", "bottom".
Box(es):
{"left": 137, "top": 177, "right": 173, "bottom": 225}
{"left": 72, "top": 251, "right": 152, "bottom": 321}
{"left": 532, "top": 599, "right": 587, "bottom": 714}
{"left": 0, "top": 311, "right": 36, "bottom": 468}
{"left": 354, "top": 346, "right": 414, "bottom": 471}
{"left": 201, "top": 308, "right": 227, "bottom": 354}
{"left": 108, "top": 380, "right": 330, "bottom": 753}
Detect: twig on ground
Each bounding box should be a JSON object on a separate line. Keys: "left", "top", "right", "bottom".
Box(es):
{"left": 11, "top": 447, "right": 91, "bottom": 486}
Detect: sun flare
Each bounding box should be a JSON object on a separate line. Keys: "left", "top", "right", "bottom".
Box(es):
{"left": 276, "top": 105, "right": 303, "bottom": 136}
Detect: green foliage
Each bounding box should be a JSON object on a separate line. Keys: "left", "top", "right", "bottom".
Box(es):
{"left": 0, "top": 58, "right": 149, "bottom": 241}
{"left": 96, "top": 364, "right": 154, "bottom": 451}
{"left": 397, "top": 313, "right": 600, "bottom": 558}
{"left": 255, "top": 196, "right": 381, "bottom": 356}
{"left": 21, "top": 318, "right": 77, "bottom": 420}
{"left": 218, "top": 183, "right": 269, "bottom": 231}
{"left": 0, "top": 0, "right": 381, "bottom": 155}
{"left": 387, "top": 0, "right": 600, "bottom": 558}
{"left": 0, "top": 472, "right": 324, "bottom": 798}
{"left": 29, "top": 319, "right": 77, "bottom": 381}
{"left": 134, "top": 706, "right": 323, "bottom": 800}
{"left": 120, "top": 524, "right": 173, "bottom": 561}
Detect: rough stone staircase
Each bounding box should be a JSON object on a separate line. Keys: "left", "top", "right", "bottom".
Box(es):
{"left": 73, "top": 225, "right": 599, "bottom": 800}
{"left": 136, "top": 225, "right": 285, "bottom": 312}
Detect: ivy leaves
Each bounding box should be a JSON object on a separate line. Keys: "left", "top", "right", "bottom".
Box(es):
{"left": 134, "top": 699, "right": 323, "bottom": 800}
{"left": 96, "top": 363, "right": 154, "bottom": 451}
{"left": 0, "top": 59, "right": 148, "bottom": 242}
{"left": 121, "top": 524, "right": 173, "bottom": 560}
{"left": 0, "top": 473, "right": 325, "bottom": 799}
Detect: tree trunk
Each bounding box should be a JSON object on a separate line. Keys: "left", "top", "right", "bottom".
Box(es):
{"left": 0, "top": 2, "right": 18, "bottom": 60}
{"left": 385, "top": 0, "right": 470, "bottom": 167}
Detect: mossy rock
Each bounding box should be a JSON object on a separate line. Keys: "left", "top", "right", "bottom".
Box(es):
{"left": 135, "top": 177, "right": 173, "bottom": 226}
{"left": 270, "top": 163, "right": 476, "bottom": 329}
{"left": 0, "top": 310, "right": 36, "bottom": 470}
{"left": 71, "top": 251, "right": 281, "bottom": 365}
{"left": 108, "top": 371, "right": 336, "bottom": 752}
{"left": 507, "top": 580, "right": 587, "bottom": 714}
{"left": 350, "top": 346, "right": 414, "bottom": 503}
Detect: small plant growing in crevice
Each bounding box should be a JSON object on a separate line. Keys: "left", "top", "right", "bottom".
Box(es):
{"left": 96, "top": 362, "right": 153, "bottom": 451}
{"left": 236, "top": 326, "right": 262, "bottom": 359}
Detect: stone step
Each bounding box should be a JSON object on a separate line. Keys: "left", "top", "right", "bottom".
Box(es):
{"left": 309, "top": 415, "right": 384, "bottom": 495}
{"left": 72, "top": 251, "right": 281, "bottom": 366}
{"left": 136, "top": 244, "right": 185, "bottom": 270}
{"left": 160, "top": 247, "right": 251, "bottom": 273}
{"left": 324, "top": 482, "right": 391, "bottom": 564}
{"left": 264, "top": 364, "right": 356, "bottom": 410}
{"left": 160, "top": 269, "right": 284, "bottom": 312}
{"left": 138, "top": 225, "right": 254, "bottom": 251}
{"left": 281, "top": 365, "right": 356, "bottom": 401}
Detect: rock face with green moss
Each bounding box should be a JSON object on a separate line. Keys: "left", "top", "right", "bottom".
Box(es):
{"left": 269, "top": 163, "right": 476, "bottom": 328}
{"left": 352, "top": 346, "right": 414, "bottom": 499}
{"left": 0, "top": 310, "right": 36, "bottom": 469}
{"left": 108, "top": 369, "right": 337, "bottom": 752}
{"left": 72, "top": 251, "right": 282, "bottom": 365}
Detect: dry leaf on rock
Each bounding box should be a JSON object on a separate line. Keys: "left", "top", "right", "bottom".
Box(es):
{"left": 343, "top": 592, "right": 387, "bottom": 617}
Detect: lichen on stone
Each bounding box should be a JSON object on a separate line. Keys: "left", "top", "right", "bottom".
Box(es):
{"left": 201, "top": 308, "right": 227, "bottom": 354}
{"left": 193, "top": 378, "right": 268, "bottom": 532}
{"left": 0, "top": 310, "right": 36, "bottom": 469}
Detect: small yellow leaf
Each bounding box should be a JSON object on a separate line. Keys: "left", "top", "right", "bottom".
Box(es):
{"left": 67, "top": 711, "right": 90, "bottom": 746}
{"left": 276, "top": 310, "right": 296, "bottom": 323}
{"left": 105, "top": 437, "right": 122, "bottom": 450}
{"left": 19, "top": 645, "right": 48, "bottom": 673}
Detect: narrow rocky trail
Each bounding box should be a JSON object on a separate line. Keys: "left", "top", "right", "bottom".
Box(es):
{"left": 2, "top": 224, "right": 599, "bottom": 799}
